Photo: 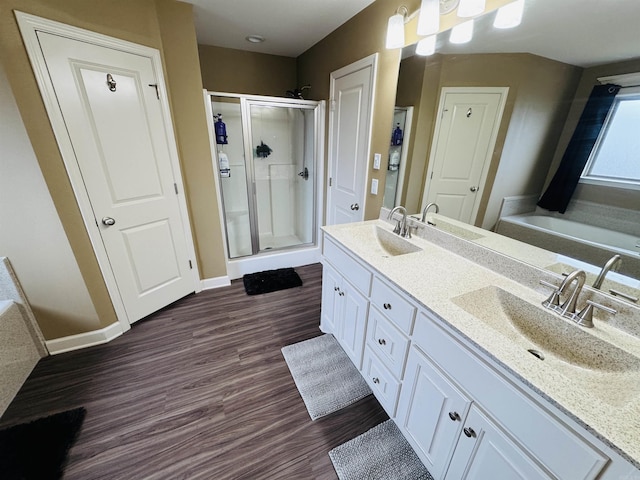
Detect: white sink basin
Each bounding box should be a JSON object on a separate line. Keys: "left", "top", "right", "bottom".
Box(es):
{"left": 374, "top": 226, "right": 422, "bottom": 257}
{"left": 452, "top": 286, "right": 640, "bottom": 406}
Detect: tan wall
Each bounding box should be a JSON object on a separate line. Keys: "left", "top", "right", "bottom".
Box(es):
{"left": 0, "top": 60, "right": 101, "bottom": 339}
{"left": 545, "top": 58, "right": 640, "bottom": 210}
{"left": 0, "top": 0, "right": 225, "bottom": 338}
{"left": 199, "top": 44, "right": 296, "bottom": 97}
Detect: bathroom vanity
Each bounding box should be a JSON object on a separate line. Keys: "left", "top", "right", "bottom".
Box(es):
{"left": 320, "top": 218, "right": 640, "bottom": 479}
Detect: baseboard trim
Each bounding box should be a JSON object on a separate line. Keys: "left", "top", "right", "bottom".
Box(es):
{"left": 201, "top": 275, "right": 231, "bottom": 290}
{"left": 46, "top": 322, "right": 123, "bottom": 355}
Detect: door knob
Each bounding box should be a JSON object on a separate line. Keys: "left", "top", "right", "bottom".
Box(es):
{"left": 102, "top": 217, "right": 116, "bottom": 226}
{"left": 350, "top": 203, "right": 360, "bottom": 211}
{"left": 470, "top": 186, "right": 478, "bottom": 192}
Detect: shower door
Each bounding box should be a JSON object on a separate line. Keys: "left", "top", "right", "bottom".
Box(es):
{"left": 210, "top": 94, "right": 319, "bottom": 259}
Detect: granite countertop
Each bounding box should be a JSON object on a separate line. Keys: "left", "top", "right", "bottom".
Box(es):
{"left": 322, "top": 219, "right": 640, "bottom": 468}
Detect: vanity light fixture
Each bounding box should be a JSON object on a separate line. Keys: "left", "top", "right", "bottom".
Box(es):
{"left": 493, "top": 0, "right": 525, "bottom": 28}
{"left": 457, "top": 0, "right": 486, "bottom": 18}
{"left": 449, "top": 19, "right": 474, "bottom": 44}
{"left": 416, "top": 35, "right": 437, "bottom": 56}
{"left": 417, "top": 0, "right": 439, "bottom": 36}
{"left": 386, "top": 6, "right": 408, "bottom": 49}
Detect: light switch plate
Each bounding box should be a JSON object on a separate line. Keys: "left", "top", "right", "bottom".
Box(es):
{"left": 371, "top": 178, "right": 379, "bottom": 195}
{"left": 373, "top": 153, "right": 381, "bottom": 170}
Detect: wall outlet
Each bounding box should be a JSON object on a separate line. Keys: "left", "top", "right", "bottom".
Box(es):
{"left": 371, "top": 178, "right": 379, "bottom": 195}
{"left": 373, "top": 153, "right": 381, "bottom": 170}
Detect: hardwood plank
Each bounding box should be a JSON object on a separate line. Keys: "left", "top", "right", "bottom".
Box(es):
{"left": 0, "top": 263, "right": 388, "bottom": 479}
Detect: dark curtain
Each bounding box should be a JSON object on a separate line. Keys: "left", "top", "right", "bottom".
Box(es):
{"left": 537, "top": 84, "right": 620, "bottom": 213}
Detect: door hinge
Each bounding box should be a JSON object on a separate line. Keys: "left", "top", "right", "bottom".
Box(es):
{"left": 174, "top": 183, "right": 178, "bottom": 194}
{"left": 330, "top": 99, "right": 336, "bottom": 112}
{"left": 430, "top": 171, "right": 434, "bottom": 180}
{"left": 329, "top": 177, "right": 332, "bottom": 187}
{"left": 189, "top": 260, "right": 193, "bottom": 269}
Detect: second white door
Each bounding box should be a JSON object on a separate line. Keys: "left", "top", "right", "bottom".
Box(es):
{"left": 422, "top": 88, "right": 508, "bottom": 224}
{"left": 37, "top": 31, "right": 195, "bottom": 323}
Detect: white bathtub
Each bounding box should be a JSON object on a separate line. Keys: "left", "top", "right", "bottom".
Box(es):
{"left": 496, "top": 214, "right": 640, "bottom": 279}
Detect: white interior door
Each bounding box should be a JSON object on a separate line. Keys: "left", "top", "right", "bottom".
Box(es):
{"left": 422, "top": 88, "right": 508, "bottom": 224}
{"left": 327, "top": 54, "right": 377, "bottom": 225}
{"left": 36, "top": 31, "right": 195, "bottom": 323}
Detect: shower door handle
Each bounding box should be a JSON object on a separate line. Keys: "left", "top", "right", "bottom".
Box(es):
{"left": 350, "top": 203, "right": 360, "bottom": 211}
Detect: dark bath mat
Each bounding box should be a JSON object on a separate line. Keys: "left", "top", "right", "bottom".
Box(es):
{"left": 0, "top": 407, "right": 86, "bottom": 480}
{"left": 243, "top": 267, "right": 303, "bottom": 295}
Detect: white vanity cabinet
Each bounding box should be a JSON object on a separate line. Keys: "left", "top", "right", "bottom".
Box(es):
{"left": 396, "top": 345, "right": 471, "bottom": 479}
{"left": 321, "top": 238, "right": 371, "bottom": 369}
{"left": 444, "top": 406, "right": 553, "bottom": 480}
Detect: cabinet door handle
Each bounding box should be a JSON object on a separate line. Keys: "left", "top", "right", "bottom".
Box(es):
{"left": 448, "top": 411, "right": 460, "bottom": 422}
{"left": 372, "top": 377, "right": 380, "bottom": 384}
{"left": 383, "top": 303, "right": 391, "bottom": 310}
{"left": 463, "top": 427, "right": 476, "bottom": 438}
{"left": 339, "top": 291, "right": 345, "bottom": 296}
{"left": 378, "top": 338, "right": 386, "bottom": 345}
{"left": 334, "top": 286, "right": 339, "bottom": 291}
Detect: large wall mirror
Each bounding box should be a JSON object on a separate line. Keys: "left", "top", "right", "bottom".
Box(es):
{"left": 386, "top": 0, "right": 640, "bottom": 303}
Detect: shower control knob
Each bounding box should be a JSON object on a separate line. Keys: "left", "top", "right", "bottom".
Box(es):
{"left": 350, "top": 203, "right": 360, "bottom": 211}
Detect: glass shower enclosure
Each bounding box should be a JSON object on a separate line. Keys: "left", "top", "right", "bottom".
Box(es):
{"left": 208, "top": 93, "right": 321, "bottom": 259}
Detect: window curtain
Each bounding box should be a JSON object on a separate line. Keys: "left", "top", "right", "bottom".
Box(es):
{"left": 537, "top": 84, "right": 620, "bottom": 213}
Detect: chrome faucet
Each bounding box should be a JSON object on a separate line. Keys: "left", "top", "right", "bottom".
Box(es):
{"left": 592, "top": 254, "right": 622, "bottom": 289}
{"left": 387, "top": 206, "right": 410, "bottom": 238}
{"left": 421, "top": 202, "right": 440, "bottom": 224}
{"left": 556, "top": 269, "right": 587, "bottom": 316}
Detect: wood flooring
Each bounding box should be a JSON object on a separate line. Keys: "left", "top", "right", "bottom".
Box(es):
{"left": 0, "top": 263, "right": 388, "bottom": 479}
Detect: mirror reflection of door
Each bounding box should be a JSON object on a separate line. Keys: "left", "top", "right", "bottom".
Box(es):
{"left": 422, "top": 87, "right": 508, "bottom": 224}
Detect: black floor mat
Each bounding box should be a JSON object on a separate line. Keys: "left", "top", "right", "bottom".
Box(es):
{"left": 243, "top": 267, "right": 303, "bottom": 295}
{"left": 0, "top": 407, "right": 86, "bottom": 480}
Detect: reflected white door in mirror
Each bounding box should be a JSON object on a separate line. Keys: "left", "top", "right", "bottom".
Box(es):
{"left": 422, "top": 87, "right": 508, "bottom": 224}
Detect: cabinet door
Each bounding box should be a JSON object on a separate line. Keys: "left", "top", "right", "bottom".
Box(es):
{"left": 396, "top": 346, "right": 471, "bottom": 479}
{"left": 320, "top": 264, "right": 342, "bottom": 335}
{"left": 445, "top": 406, "right": 552, "bottom": 480}
{"left": 338, "top": 281, "right": 369, "bottom": 369}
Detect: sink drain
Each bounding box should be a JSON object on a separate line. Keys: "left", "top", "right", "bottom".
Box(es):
{"left": 527, "top": 349, "right": 545, "bottom": 360}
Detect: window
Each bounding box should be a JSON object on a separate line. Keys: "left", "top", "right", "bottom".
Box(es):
{"left": 581, "top": 86, "right": 640, "bottom": 190}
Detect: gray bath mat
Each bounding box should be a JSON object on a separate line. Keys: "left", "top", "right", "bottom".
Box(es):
{"left": 329, "top": 419, "right": 433, "bottom": 480}
{"left": 281, "top": 334, "right": 372, "bottom": 420}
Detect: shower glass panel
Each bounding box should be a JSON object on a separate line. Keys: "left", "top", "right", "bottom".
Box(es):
{"left": 210, "top": 94, "right": 318, "bottom": 259}
{"left": 247, "top": 102, "right": 315, "bottom": 253}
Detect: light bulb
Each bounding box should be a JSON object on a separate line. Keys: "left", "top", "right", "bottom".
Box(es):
{"left": 417, "top": 0, "right": 439, "bottom": 36}
{"left": 386, "top": 13, "right": 405, "bottom": 49}
{"left": 494, "top": 0, "right": 525, "bottom": 29}
{"left": 450, "top": 19, "right": 474, "bottom": 44}
{"left": 416, "top": 36, "right": 437, "bottom": 56}
{"left": 457, "top": 0, "right": 485, "bottom": 18}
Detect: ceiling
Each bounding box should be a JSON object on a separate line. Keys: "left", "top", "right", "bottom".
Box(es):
{"left": 183, "top": 0, "right": 640, "bottom": 67}
{"left": 183, "top": 0, "right": 375, "bottom": 58}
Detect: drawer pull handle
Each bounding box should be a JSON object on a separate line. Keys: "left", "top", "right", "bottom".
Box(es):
{"left": 372, "top": 377, "right": 380, "bottom": 384}
{"left": 383, "top": 303, "right": 392, "bottom": 310}
{"left": 378, "top": 338, "right": 386, "bottom": 345}
{"left": 463, "top": 427, "right": 476, "bottom": 438}
{"left": 448, "top": 411, "right": 460, "bottom": 422}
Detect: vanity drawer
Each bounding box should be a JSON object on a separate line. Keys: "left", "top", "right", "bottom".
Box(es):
{"left": 323, "top": 236, "right": 372, "bottom": 295}
{"left": 366, "top": 306, "right": 410, "bottom": 379}
{"left": 370, "top": 276, "right": 416, "bottom": 334}
{"left": 362, "top": 346, "right": 401, "bottom": 417}
{"left": 413, "top": 311, "right": 608, "bottom": 480}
